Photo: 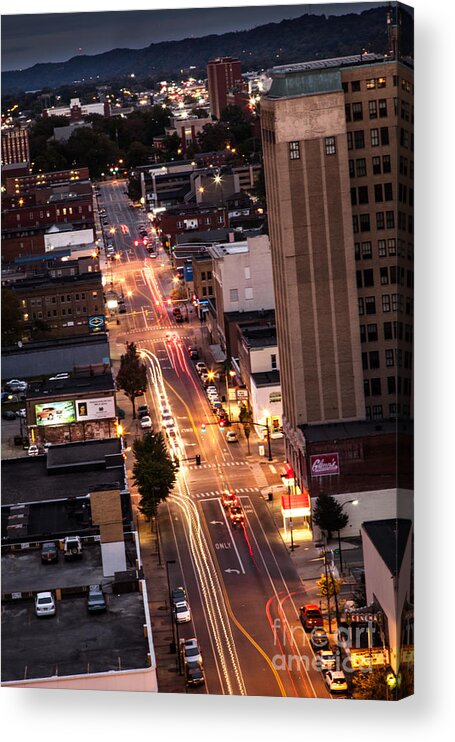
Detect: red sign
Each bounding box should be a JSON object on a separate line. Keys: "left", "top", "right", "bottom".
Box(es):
{"left": 310, "top": 453, "right": 339, "bottom": 477}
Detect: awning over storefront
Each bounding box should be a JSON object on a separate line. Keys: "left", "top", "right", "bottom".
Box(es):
{"left": 282, "top": 462, "right": 295, "bottom": 479}
{"left": 209, "top": 344, "right": 227, "bottom": 363}
{"left": 281, "top": 491, "right": 311, "bottom": 518}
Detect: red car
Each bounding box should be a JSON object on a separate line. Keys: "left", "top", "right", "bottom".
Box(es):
{"left": 228, "top": 505, "right": 244, "bottom": 527}
{"left": 300, "top": 604, "right": 324, "bottom": 631}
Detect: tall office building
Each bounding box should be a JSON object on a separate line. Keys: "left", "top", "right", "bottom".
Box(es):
{"left": 1, "top": 126, "right": 30, "bottom": 167}
{"left": 207, "top": 57, "right": 242, "bottom": 120}
{"left": 261, "top": 52, "right": 413, "bottom": 478}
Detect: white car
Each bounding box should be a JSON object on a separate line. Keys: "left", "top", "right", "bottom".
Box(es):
{"left": 324, "top": 670, "right": 348, "bottom": 693}
{"left": 195, "top": 363, "right": 207, "bottom": 374}
{"left": 35, "top": 591, "right": 56, "bottom": 617}
{"left": 162, "top": 414, "right": 175, "bottom": 429}
{"left": 6, "top": 379, "right": 27, "bottom": 392}
{"left": 16, "top": 408, "right": 27, "bottom": 418}
{"left": 175, "top": 600, "right": 191, "bottom": 623}
{"left": 140, "top": 415, "right": 152, "bottom": 429}
{"left": 49, "top": 373, "right": 70, "bottom": 381}
{"left": 180, "top": 637, "right": 202, "bottom": 665}
{"left": 206, "top": 386, "right": 217, "bottom": 395}
{"left": 28, "top": 444, "right": 39, "bottom": 456}
{"left": 226, "top": 431, "right": 238, "bottom": 443}
{"left": 316, "top": 650, "right": 337, "bottom": 671}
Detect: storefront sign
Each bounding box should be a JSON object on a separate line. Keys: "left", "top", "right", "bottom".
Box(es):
{"left": 310, "top": 453, "right": 339, "bottom": 477}
{"left": 88, "top": 314, "right": 105, "bottom": 333}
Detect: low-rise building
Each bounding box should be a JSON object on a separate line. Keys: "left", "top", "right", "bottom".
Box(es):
{"left": 156, "top": 204, "right": 227, "bottom": 246}
{"left": 236, "top": 323, "right": 282, "bottom": 432}
{"left": 43, "top": 97, "right": 110, "bottom": 120}
{"left": 5, "top": 167, "right": 90, "bottom": 196}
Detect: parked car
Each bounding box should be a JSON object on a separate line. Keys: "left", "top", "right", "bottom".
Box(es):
{"left": 162, "top": 413, "right": 175, "bottom": 428}
{"left": 185, "top": 659, "right": 205, "bottom": 687}
{"left": 35, "top": 591, "right": 56, "bottom": 617}
{"left": 195, "top": 362, "right": 207, "bottom": 374}
{"left": 49, "top": 373, "right": 70, "bottom": 381}
{"left": 63, "top": 535, "right": 83, "bottom": 560}
{"left": 200, "top": 371, "right": 209, "bottom": 383}
{"left": 324, "top": 670, "right": 349, "bottom": 694}
{"left": 87, "top": 587, "right": 107, "bottom": 613}
{"left": 5, "top": 379, "right": 27, "bottom": 392}
{"left": 140, "top": 415, "right": 152, "bottom": 429}
{"left": 180, "top": 637, "right": 202, "bottom": 665}
{"left": 137, "top": 404, "right": 149, "bottom": 418}
{"left": 226, "top": 431, "right": 238, "bottom": 443}
{"left": 28, "top": 444, "right": 40, "bottom": 456}
{"left": 171, "top": 586, "right": 187, "bottom": 605}
{"left": 2, "top": 410, "right": 17, "bottom": 421}
{"left": 316, "top": 650, "right": 337, "bottom": 671}
{"left": 211, "top": 401, "right": 223, "bottom": 412}
{"left": 41, "top": 542, "right": 59, "bottom": 563}
{"left": 188, "top": 346, "right": 199, "bottom": 360}
{"left": 300, "top": 604, "right": 324, "bottom": 631}
{"left": 310, "top": 628, "right": 329, "bottom": 650}
{"left": 175, "top": 600, "right": 191, "bottom": 623}
{"left": 16, "top": 408, "right": 27, "bottom": 418}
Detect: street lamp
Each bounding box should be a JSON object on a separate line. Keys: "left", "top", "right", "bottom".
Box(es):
{"left": 337, "top": 499, "right": 359, "bottom": 573}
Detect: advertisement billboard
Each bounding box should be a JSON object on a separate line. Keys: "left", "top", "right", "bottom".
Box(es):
{"left": 310, "top": 453, "right": 340, "bottom": 477}
{"left": 35, "top": 400, "right": 76, "bottom": 426}
{"left": 75, "top": 397, "right": 116, "bottom": 422}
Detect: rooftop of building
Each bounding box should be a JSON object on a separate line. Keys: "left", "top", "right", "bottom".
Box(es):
{"left": 1, "top": 439, "right": 127, "bottom": 509}
{"left": 159, "top": 203, "right": 223, "bottom": 216}
{"left": 362, "top": 518, "right": 412, "bottom": 576}
{"left": 224, "top": 308, "right": 276, "bottom": 324}
{"left": 207, "top": 241, "right": 248, "bottom": 258}
{"left": 239, "top": 323, "right": 277, "bottom": 347}
{"left": 26, "top": 370, "right": 115, "bottom": 399}
{"left": 11, "top": 270, "right": 102, "bottom": 292}
{"left": 251, "top": 370, "right": 280, "bottom": 387}
{"left": 1, "top": 332, "right": 109, "bottom": 357}
{"left": 14, "top": 245, "right": 98, "bottom": 265}
{"left": 1, "top": 539, "right": 149, "bottom": 682}
{"left": 300, "top": 418, "right": 413, "bottom": 442}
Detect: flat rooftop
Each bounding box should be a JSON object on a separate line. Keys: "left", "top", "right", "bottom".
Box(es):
{"left": 300, "top": 419, "right": 414, "bottom": 442}
{"left": 252, "top": 370, "right": 280, "bottom": 386}
{"left": 1, "top": 538, "right": 149, "bottom": 682}
{"left": 26, "top": 371, "right": 115, "bottom": 399}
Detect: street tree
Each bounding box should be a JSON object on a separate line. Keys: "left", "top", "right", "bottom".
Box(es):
{"left": 312, "top": 493, "right": 349, "bottom": 539}
{"left": 238, "top": 402, "right": 253, "bottom": 455}
{"left": 132, "top": 431, "right": 177, "bottom": 519}
{"left": 116, "top": 342, "right": 147, "bottom": 419}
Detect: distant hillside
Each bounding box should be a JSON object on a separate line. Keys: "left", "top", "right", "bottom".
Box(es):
{"left": 2, "top": 6, "right": 413, "bottom": 94}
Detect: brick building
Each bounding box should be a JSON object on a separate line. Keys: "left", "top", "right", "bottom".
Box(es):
{"left": 1, "top": 127, "right": 30, "bottom": 167}
{"left": 2, "top": 194, "right": 94, "bottom": 230}
{"left": 207, "top": 57, "right": 242, "bottom": 119}
{"left": 5, "top": 167, "right": 90, "bottom": 196}
{"left": 155, "top": 204, "right": 227, "bottom": 246}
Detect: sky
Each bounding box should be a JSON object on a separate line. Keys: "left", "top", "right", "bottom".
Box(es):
{"left": 1, "top": 1, "right": 387, "bottom": 72}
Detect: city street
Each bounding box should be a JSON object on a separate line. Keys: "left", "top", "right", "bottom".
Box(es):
{"left": 98, "top": 179, "right": 330, "bottom": 698}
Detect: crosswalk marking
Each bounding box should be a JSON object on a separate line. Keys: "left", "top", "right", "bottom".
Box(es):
{"left": 186, "top": 460, "right": 250, "bottom": 470}
{"left": 192, "top": 487, "right": 260, "bottom": 499}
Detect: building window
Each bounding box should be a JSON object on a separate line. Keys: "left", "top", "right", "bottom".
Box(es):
{"left": 345, "top": 104, "right": 351, "bottom": 123}
{"left": 376, "top": 212, "right": 385, "bottom": 230}
{"left": 360, "top": 214, "right": 370, "bottom": 232}
{"left": 371, "top": 129, "right": 379, "bottom": 147}
{"left": 366, "top": 406, "right": 372, "bottom": 419}
{"left": 230, "top": 288, "right": 239, "bottom": 302}
{"left": 387, "top": 238, "right": 396, "bottom": 256}
{"left": 385, "top": 349, "right": 395, "bottom": 367}
{"left": 368, "top": 100, "right": 378, "bottom": 119}
{"left": 349, "top": 159, "right": 355, "bottom": 178}
{"left": 381, "top": 270, "right": 389, "bottom": 287}
{"left": 384, "top": 322, "right": 393, "bottom": 340}
{"left": 356, "top": 158, "right": 367, "bottom": 177}
{"left": 384, "top": 183, "right": 393, "bottom": 201}
{"left": 352, "top": 215, "right": 359, "bottom": 233}
{"left": 202, "top": 287, "right": 207, "bottom": 297}
{"left": 289, "top": 141, "right": 300, "bottom": 160}
{"left": 352, "top": 102, "right": 363, "bottom": 121}
{"left": 358, "top": 298, "right": 364, "bottom": 316}
{"left": 382, "top": 294, "right": 391, "bottom": 312}
{"left": 380, "top": 127, "right": 389, "bottom": 145}
{"left": 371, "top": 379, "right": 382, "bottom": 396}
{"left": 325, "top": 136, "right": 336, "bottom": 155}
{"left": 355, "top": 243, "right": 361, "bottom": 260}
{"left": 363, "top": 269, "right": 374, "bottom": 287}
{"left": 360, "top": 325, "right": 366, "bottom": 343}
{"left": 378, "top": 99, "right": 388, "bottom": 117}
{"left": 369, "top": 351, "right": 380, "bottom": 369}
{"left": 375, "top": 184, "right": 383, "bottom": 203}
{"left": 387, "top": 376, "right": 396, "bottom": 394}
{"left": 201, "top": 271, "right": 206, "bottom": 281}
{"left": 245, "top": 287, "right": 254, "bottom": 300}
{"left": 377, "top": 77, "right": 386, "bottom": 89}
{"left": 366, "top": 78, "right": 376, "bottom": 90}
{"left": 207, "top": 271, "right": 212, "bottom": 280}
{"left": 372, "top": 404, "right": 383, "bottom": 419}
{"left": 351, "top": 188, "right": 357, "bottom": 207}
{"left": 271, "top": 354, "right": 277, "bottom": 370}
{"left": 365, "top": 297, "right": 376, "bottom": 315}
{"left": 386, "top": 211, "right": 395, "bottom": 229}
{"left": 362, "top": 352, "right": 368, "bottom": 370}
{"left": 347, "top": 132, "right": 353, "bottom": 150}
{"left": 358, "top": 186, "right": 369, "bottom": 205}
{"left": 354, "top": 130, "right": 365, "bottom": 149}
{"left": 364, "top": 380, "right": 370, "bottom": 398}
{"left": 367, "top": 323, "right": 378, "bottom": 341}
{"left": 245, "top": 267, "right": 251, "bottom": 279}
{"left": 351, "top": 80, "right": 361, "bottom": 92}
{"left": 382, "top": 155, "right": 391, "bottom": 173}
{"left": 372, "top": 156, "right": 381, "bottom": 175}
{"left": 362, "top": 241, "right": 372, "bottom": 259}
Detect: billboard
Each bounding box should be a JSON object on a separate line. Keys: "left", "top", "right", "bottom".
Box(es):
{"left": 310, "top": 453, "right": 340, "bottom": 477}
{"left": 75, "top": 396, "right": 116, "bottom": 422}
{"left": 35, "top": 400, "right": 76, "bottom": 426}
{"left": 88, "top": 314, "right": 106, "bottom": 333}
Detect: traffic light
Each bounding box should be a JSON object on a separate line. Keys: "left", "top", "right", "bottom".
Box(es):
{"left": 219, "top": 419, "right": 225, "bottom": 429}
{"left": 201, "top": 424, "right": 206, "bottom": 434}
{"left": 134, "top": 240, "right": 139, "bottom": 247}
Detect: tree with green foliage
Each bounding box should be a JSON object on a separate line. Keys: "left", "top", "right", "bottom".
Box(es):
{"left": 132, "top": 431, "right": 177, "bottom": 519}
{"left": 220, "top": 104, "right": 253, "bottom": 146}
{"left": 238, "top": 402, "right": 253, "bottom": 455}
{"left": 197, "top": 121, "right": 230, "bottom": 153}
{"left": 127, "top": 175, "right": 142, "bottom": 202}
{"left": 115, "top": 342, "right": 147, "bottom": 419}
{"left": 312, "top": 493, "right": 349, "bottom": 539}
{"left": 1, "top": 289, "right": 22, "bottom": 345}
